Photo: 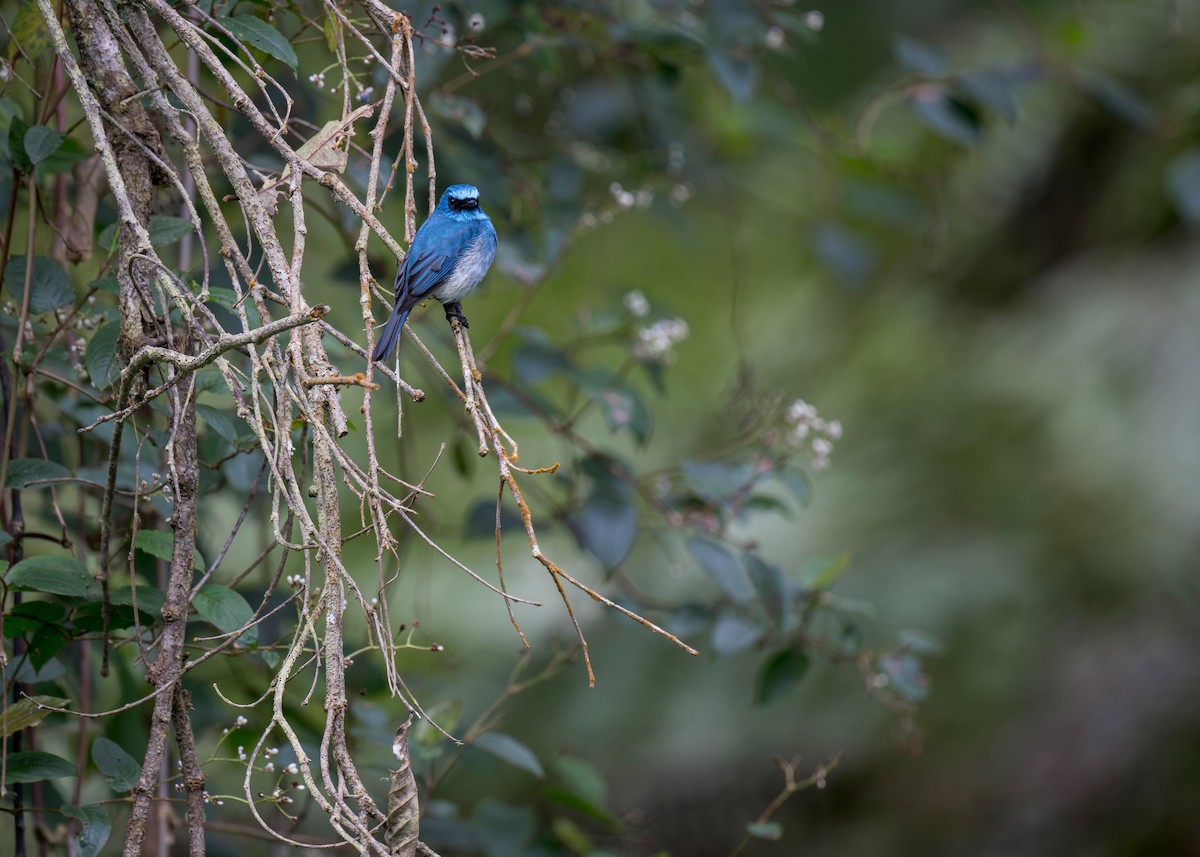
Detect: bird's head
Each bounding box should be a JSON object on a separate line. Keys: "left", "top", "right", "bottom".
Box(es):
{"left": 440, "top": 184, "right": 483, "bottom": 215}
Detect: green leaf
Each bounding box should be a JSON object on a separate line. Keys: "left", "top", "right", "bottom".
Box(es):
{"left": 571, "top": 484, "right": 638, "bottom": 571}
{"left": 893, "top": 34, "right": 946, "bottom": 75}
{"left": 134, "top": 530, "right": 173, "bottom": 562}
{"left": 224, "top": 16, "right": 298, "bottom": 70}
{"left": 471, "top": 799, "right": 536, "bottom": 857}
{"left": 755, "top": 648, "right": 810, "bottom": 704}
{"left": 1079, "top": 70, "right": 1153, "bottom": 130}
{"left": 0, "top": 696, "right": 71, "bottom": 737}
{"left": 193, "top": 584, "right": 257, "bottom": 645}
{"left": 148, "top": 215, "right": 194, "bottom": 246}
{"left": 512, "top": 340, "right": 570, "bottom": 384}
{"left": 92, "top": 737, "right": 141, "bottom": 792}
{"left": 5, "top": 255, "right": 76, "bottom": 313}
{"left": 681, "top": 459, "right": 755, "bottom": 504}
{"left": 553, "top": 756, "right": 607, "bottom": 808}
{"left": 38, "top": 136, "right": 88, "bottom": 173}
{"left": 9, "top": 1, "right": 51, "bottom": 62}
{"left": 744, "top": 552, "right": 788, "bottom": 627}
{"left": 2, "top": 601, "right": 65, "bottom": 637}
{"left": 107, "top": 584, "right": 165, "bottom": 617}
{"left": 5, "top": 457, "right": 70, "bottom": 489}
{"left": 689, "top": 537, "right": 753, "bottom": 602}
{"left": 710, "top": 610, "right": 762, "bottom": 655}
{"left": 96, "top": 223, "right": 118, "bottom": 255}
{"left": 5, "top": 750, "right": 76, "bottom": 783}
{"left": 797, "top": 552, "right": 850, "bottom": 591}
{"left": 197, "top": 404, "right": 238, "bottom": 445}
{"left": 5, "top": 555, "right": 91, "bottom": 597}
{"left": 28, "top": 623, "right": 71, "bottom": 669}
{"left": 746, "top": 821, "right": 784, "bottom": 841}
{"left": 7, "top": 115, "right": 30, "bottom": 173}
{"left": 24, "top": 126, "right": 63, "bottom": 166}
{"left": 61, "top": 804, "right": 111, "bottom": 857}
{"left": 473, "top": 732, "right": 544, "bottom": 778}
{"left": 911, "top": 87, "right": 982, "bottom": 146}
{"left": 85, "top": 320, "right": 122, "bottom": 389}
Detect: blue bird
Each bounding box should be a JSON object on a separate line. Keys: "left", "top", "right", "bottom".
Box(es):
{"left": 371, "top": 183, "right": 498, "bottom": 363}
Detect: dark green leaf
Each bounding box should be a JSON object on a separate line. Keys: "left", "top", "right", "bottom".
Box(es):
{"left": 193, "top": 584, "right": 257, "bottom": 645}
{"left": 28, "top": 623, "right": 71, "bottom": 669}
{"left": 1080, "top": 70, "right": 1153, "bottom": 130}
{"left": 572, "top": 493, "right": 637, "bottom": 570}
{"left": 89, "top": 275, "right": 119, "bottom": 295}
{"left": 0, "top": 696, "right": 71, "bottom": 737}
{"left": 197, "top": 404, "right": 238, "bottom": 445}
{"left": 470, "top": 799, "right": 536, "bottom": 857}
{"left": 85, "top": 320, "right": 122, "bottom": 389}
{"left": 708, "top": 46, "right": 757, "bottom": 102}
{"left": 224, "top": 16, "right": 298, "bottom": 70}
{"left": 4, "top": 255, "right": 76, "bottom": 313}
{"left": 5, "top": 458, "right": 70, "bottom": 489}
{"left": 2, "top": 601, "right": 65, "bottom": 637}
{"left": 96, "top": 224, "right": 118, "bottom": 255}
{"left": 958, "top": 69, "right": 1018, "bottom": 123}
{"left": 689, "top": 537, "right": 753, "bottom": 602}
{"left": 464, "top": 499, "right": 523, "bottom": 539}
{"left": 893, "top": 35, "right": 946, "bottom": 75}
{"left": 7, "top": 115, "right": 30, "bottom": 173}
{"left": 710, "top": 610, "right": 762, "bottom": 654}
{"left": 746, "top": 821, "right": 784, "bottom": 841}
{"left": 92, "top": 737, "right": 141, "bottom": 792}
{"left": 39, "top": 136, "right": 88, "bottom": 173}
{"left": 745, "top": 552, "right": 788, "bottom": 627}
{"left": 911, "top": 87, "right": 982, "bottom": 146}
{"left": 755, "top": 648, "right": 810, "bottom": 704}
{"left": 681, "top": 459, "right": 754, "bottom": 504}
{"left": 552, "top": 756, "right": 607, "bottom": 808}
{"left": 5, "top": 750, "right": 76, "bottom": 783}
{"left": 72, "top": 602, "right": 148, "bottom": 632}
{"left": 5, "top": 555, "right": 91, "bottom": 597}
{"left": 61, "top": 804, "right": 111, "bottom": 857}
{"left": 512, "top": 340, "right": 570, "bottom": 384}
{"left": 24, "top": 126, "right": 63, "bottom": 166}
{"left": 473, "top": 732, "right": 544, "bottom": 778}
{"left": 148, "top": 215, "right": 195, "bottom": 246}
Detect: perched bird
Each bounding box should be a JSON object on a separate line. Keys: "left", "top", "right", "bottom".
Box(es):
{"left": 370, "top": 183, "right": 498, "bottom": 363}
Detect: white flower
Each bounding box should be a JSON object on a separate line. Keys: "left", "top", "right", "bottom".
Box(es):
{"left": 633, "top": 317, "right": 690, "bottom": 362}
{"left": 803, "top": 10, "right": 825, "bottom": 31}
{"left": 609, "top": 181, "right": 636, "bottom": 209}
{"left": 624, "top": 290, "right": 650, "bottom": 317}
{"left": 765, "top": 26, "right": 786, "bottom": 50}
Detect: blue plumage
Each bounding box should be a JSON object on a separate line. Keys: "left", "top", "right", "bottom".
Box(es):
{"left": 371, "top": 183, "right": 498, "bottom": 362}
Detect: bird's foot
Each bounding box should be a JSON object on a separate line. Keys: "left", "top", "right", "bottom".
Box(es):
{"left": 444, "top": 302, "right": 470, "bottom": 329}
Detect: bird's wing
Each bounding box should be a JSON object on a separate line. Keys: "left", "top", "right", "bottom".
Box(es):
{"left": 393, "top": 219, "right": 488, "bottom": 311}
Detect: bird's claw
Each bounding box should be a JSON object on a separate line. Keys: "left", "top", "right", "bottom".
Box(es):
{"left": 444, "top": 302, "right": 470, "bottom": 329}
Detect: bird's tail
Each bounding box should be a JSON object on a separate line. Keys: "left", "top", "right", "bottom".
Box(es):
{"left": 371, "top": 307, "right": 410, "bottom": 363}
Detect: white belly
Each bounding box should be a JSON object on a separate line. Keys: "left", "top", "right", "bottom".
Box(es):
{"left": 434, "top": 234, "right": 494, "bottom": 303}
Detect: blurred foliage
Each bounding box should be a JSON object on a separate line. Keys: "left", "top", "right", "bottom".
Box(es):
{"left": 2, "top": 0, "right": 1199, "bottom": 855}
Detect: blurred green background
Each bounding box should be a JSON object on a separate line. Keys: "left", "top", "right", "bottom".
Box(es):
{"left": 319, "top": 1, "right": 1200, "bottom": 854}
{"left": 7, "top": 0, "right": 1200, "bottom": 854}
